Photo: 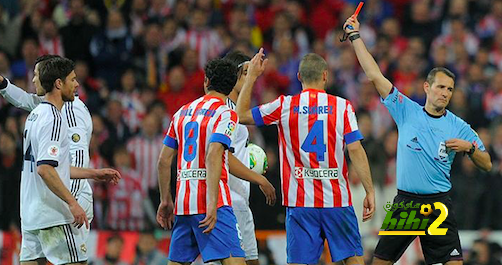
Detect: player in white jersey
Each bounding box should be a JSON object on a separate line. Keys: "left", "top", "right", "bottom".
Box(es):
{"left": 1, "top": 57, "right": 120, "bottom": 264}
{"left": 220, "top": 51, "right": 265, "bottom": 265}
{"left": 0, "top": 55, "right": 94, "bottom": 217}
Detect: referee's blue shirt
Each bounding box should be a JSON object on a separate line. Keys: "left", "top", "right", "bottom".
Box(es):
{"left": 382, "top": 87, "right": 485, "bottom": 194}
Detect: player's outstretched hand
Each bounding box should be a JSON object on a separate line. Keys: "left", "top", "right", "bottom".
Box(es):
{"left": 445, "top": 139, "right": 473, "bottom": 153}
{"left": 157, "top": 199, "right": 175, "bottom": 230}
{"left": 94, "top": 168, "right": 121, "bottom": 184}
{"left": 247, "top": 48, "right": 268, "bottom": 80}
{"left": 69, "top": 202, "right": 89, "bottom": 229}
{"left": 362, "top": 192, "right": 375, "bottom": 222}
{"left": 199, "top": 205, "right": 217, "bottom": 234}
{"left": 258, "top": 176, "right": 276, "bottom": 206}
{"left": 343, "top": 16, "right": 360, "bottom": 35}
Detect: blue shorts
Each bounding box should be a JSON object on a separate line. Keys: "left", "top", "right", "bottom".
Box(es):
{"left": 168, "top": 206, "right": 245, "bottom": 263}
{"left": 286, "top": 206, "right": 363, "bottom": 264}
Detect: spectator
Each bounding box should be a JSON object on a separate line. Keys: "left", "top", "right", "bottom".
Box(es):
{"left": 0, "top": 131, "right": 21, "bottom": 230}
{"left": 107, "top": 147, "right": 146, "bottom": 231}
{"left": 103, "top": 99, "right": 132, "bottom": 152}
{"left": 38, "top": 18, "right": 64, "bottom": 56}
{"left": 133, "top": 21, "right": 164, "bottom": 89}
{"left": 91, "top": 234, "right": 128, "bottom": 265}
{"left": 60, "top": 0, "right": 98, "bottom": 63}
{"left": 0, "top": 3, "right": 21, "bottom": 57}
{"left": 476, "top": 0, "right": 502, "bottom": 39}
{"left": 133, "top": 231, "right": 168, "bottom": 265}
{"left": 184, "top": 8, "right": 224, "bottom": 68}
{"left": 90, "top": 9, "right": 134, "bottom": 89}
{"left": 126, "top": 114, "right": 163, "bottom": 193}
{"left": 111, "top": 69, "right": 146, "bottom": 133}
{"left": 10, "top": 38, "right": 38, "bottom": 92}
{"left": 0, "top": 50, "right": 12, "bottom": 79}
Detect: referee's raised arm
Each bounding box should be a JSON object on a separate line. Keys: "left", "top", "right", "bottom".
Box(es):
{"left": 344, "top": 17, "right": 393, "bottom": 99}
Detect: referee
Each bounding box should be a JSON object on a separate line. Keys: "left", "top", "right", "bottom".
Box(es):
{"left": 344, "top": 16, "right": 492, "bottom": 265}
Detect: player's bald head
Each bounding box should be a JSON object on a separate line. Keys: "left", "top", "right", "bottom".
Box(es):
{"left": 298, "top": 53, "right": 328, "bottom": 84}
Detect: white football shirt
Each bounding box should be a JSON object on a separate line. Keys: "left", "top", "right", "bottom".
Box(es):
{"left": 21, "top": 102, "right": 73, "bottom": 230}
{"left": 1, "top": 79, "right": 93, "bottom": 204}
{"left": 226, "top": 98, "right": 251, "bottom": 209}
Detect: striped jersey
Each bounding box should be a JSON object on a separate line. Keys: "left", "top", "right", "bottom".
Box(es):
{"left": 251, "top": 88, "right": 363, "bottom": 208}
{"left": 21, "top": 102, "right": 73, "bottom": 230}
{"left": 127, "top": 135, "right": 164, "bottom": 191}
{"left": 163, "top": 95, "right": 239, "bottom": 215}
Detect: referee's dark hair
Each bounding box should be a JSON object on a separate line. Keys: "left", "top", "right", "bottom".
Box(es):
{"left": 299, "top": 53, "right": 328, "bottom": 84}
{"left": 204, "top": 58, "right": 238, "bottom": 96}
{"left": 39, "top": 57, "right": 75, "bottom": 93}
{"left": 426, "top": 67, "right": 456, "bottom": 85}
{"left": 223, "top": 51, "right": 251, "bottom": 77}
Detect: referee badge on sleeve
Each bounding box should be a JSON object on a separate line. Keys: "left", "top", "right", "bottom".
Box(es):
{"left": 72, "top": 133, "right": 80, "bottom": 143}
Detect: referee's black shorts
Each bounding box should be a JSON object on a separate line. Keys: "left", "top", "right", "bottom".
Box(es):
{"left": 374, "top": 190, "right": 463, "bottom": 264}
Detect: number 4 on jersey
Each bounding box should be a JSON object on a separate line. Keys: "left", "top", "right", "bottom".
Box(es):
{"left": 301, "top": 120, "right": 326, "bottom": 162}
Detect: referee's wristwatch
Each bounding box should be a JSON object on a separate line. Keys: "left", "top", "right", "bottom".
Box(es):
{"left": 466, "top": 143, "right": 476, "bottom": 156}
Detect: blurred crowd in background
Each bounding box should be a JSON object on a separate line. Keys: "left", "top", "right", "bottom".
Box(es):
{"left": 0, "top": 0, "right": 501, "bottom": 264}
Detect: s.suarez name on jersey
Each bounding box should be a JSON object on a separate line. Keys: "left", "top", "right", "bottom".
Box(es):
{"left": 293, "top": 105, "right": 334, "bottom": 115}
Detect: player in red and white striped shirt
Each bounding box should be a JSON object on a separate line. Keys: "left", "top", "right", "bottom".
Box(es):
{"left": 157, "top": 58, "right": 245, "bottom": 265}
{"left": 237, "top": 50, "right": 376, "bottom": 265}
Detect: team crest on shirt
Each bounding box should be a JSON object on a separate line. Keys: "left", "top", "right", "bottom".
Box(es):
{"left": 80, "top": 244, "right": 87, "bottom": 253}
{"left": 72, "top": 133, "right": 80, "bottom": 142}
{"left": 48, "top": 145, "right": 59, "bottom": 157}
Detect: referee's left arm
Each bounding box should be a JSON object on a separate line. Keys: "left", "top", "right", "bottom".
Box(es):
{"left": 469, "top": 146, "right": 492, "bottom": 172}
{"left": 446, "top": 139, "right": 492, "bottom": 171}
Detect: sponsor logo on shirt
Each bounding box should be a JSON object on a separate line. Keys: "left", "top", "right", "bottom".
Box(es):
{"left": 177, "top": 169, "right": 207, "bottom": 180}
{"left": 294, "top": 167, "right": 338, "bottom": 179}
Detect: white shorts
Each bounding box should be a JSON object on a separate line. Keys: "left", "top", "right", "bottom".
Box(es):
{"left": 20, "top": 223, "right": 89, "bottom": 264}
{"left": 20, "top": 193, "right": 92, "bottom": 264}
{"left": 78, "top": 192, "right": 94, "bottom": 221}
{"left": 234, "top": 206, "right": 258, "bottom": 261}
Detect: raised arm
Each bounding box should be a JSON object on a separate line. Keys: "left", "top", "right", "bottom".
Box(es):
{"left": 236, "top": 48, "right": 268, "bottom": 125}
{"left": 343, "top": 17, "right": 393, "bottom": 98}
{"left": 0, "top": 76, "right": 44, "bottom": 111}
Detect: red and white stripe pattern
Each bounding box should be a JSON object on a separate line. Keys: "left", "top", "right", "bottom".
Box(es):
{"left": 164, "top": 95, "right": 239, "bottom": 215}
{"left": 127, "top": 135, "right": 164, "bottom": 191}
{"left": 184, "top": 30, "right": 224, "bottom": 68}
{"left": 253, "top": 89, "right": 361, "bottom": 208}
{"left": 106, "top": 168, "right": 146, "bottom": 231}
